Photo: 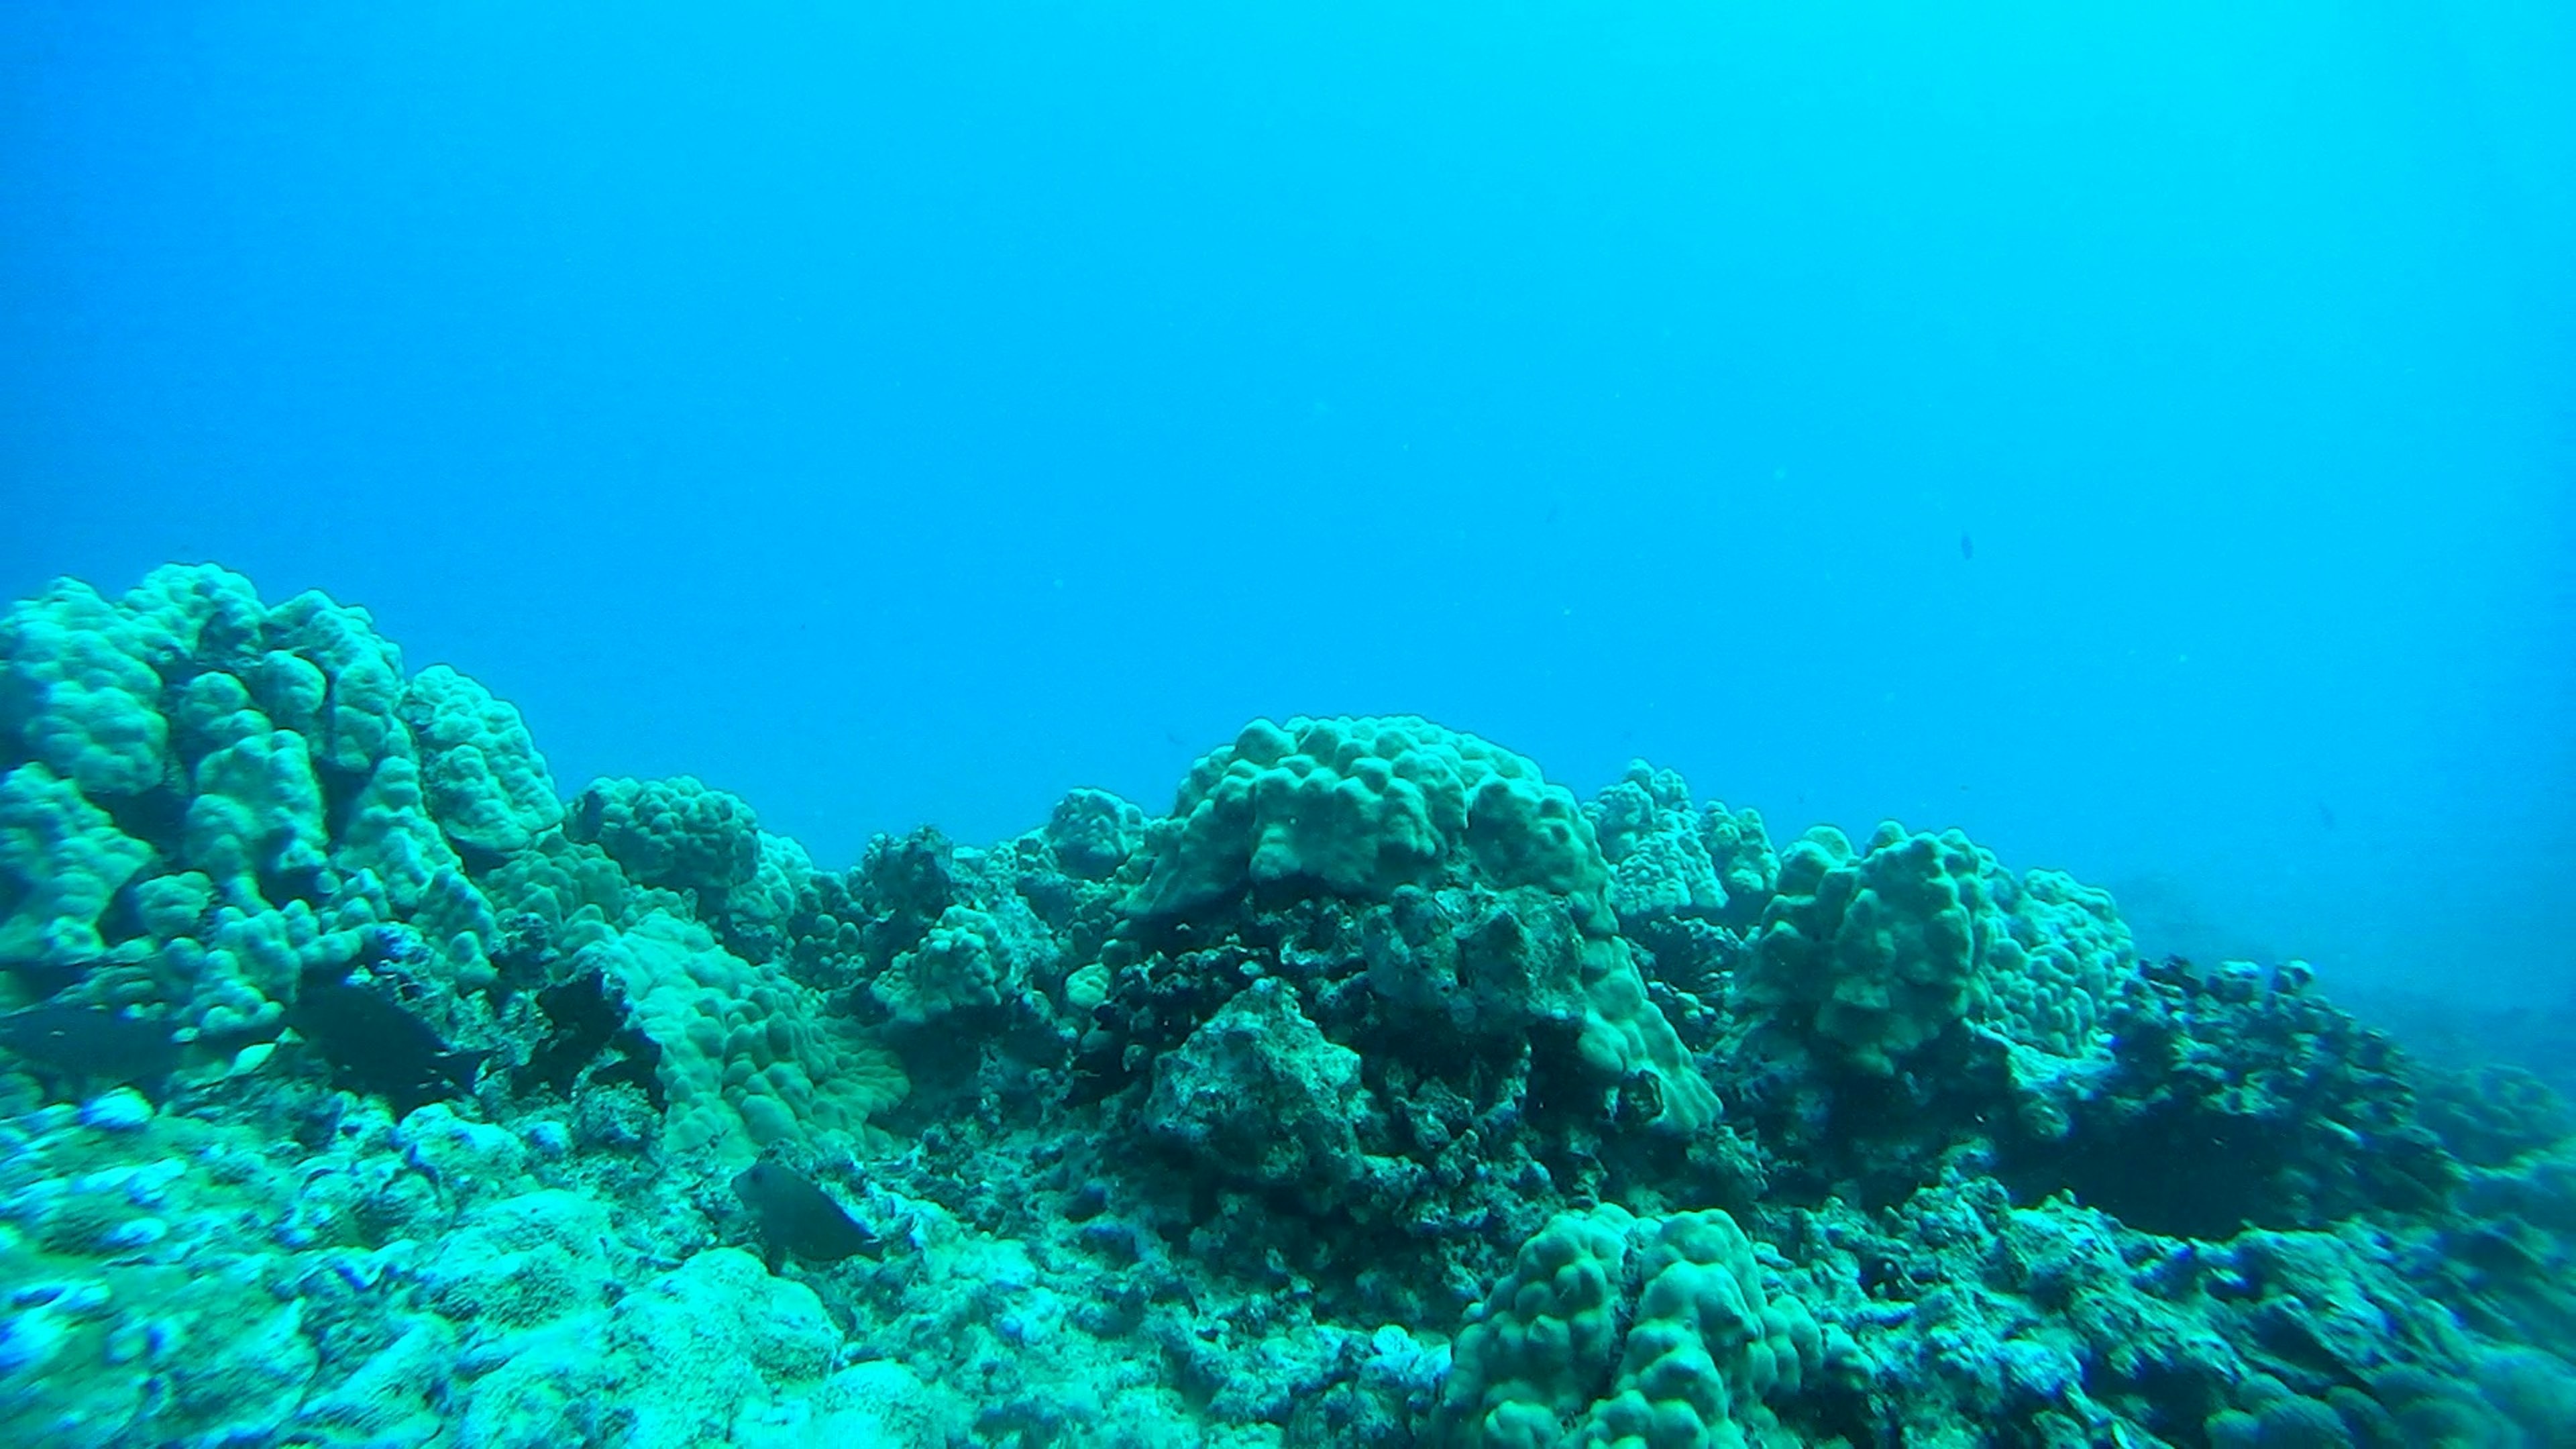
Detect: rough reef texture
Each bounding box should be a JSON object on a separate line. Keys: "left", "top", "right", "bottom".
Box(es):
{"left": 1434, "top": 1202, "right": 1827, "bottom": 1447}
{"left": 0, "top": 565, "right": 2569, "bottom": 1448}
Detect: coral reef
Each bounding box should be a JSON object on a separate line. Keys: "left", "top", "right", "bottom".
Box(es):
{"left": 0, "top": 564, "right": 2569, "bottom": 1446}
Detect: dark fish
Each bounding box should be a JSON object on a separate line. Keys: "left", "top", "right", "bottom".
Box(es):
{"left": 735, "top": 1161, "right": 881, "bottom": 1267}
{"left": 512, "top": 971, "right": 665, "bottom": 1110}
{"left": 0, "top": 1005, "right": 182, "bottom": 1095}
{"left": 1959, "top": 531, "right": 1975, "bottom": 562}
{"left": 288, "top": 978, "right": 486, "bottom": 1116}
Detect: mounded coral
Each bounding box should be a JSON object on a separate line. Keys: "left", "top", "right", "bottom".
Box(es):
{"left": 1744, "top": 824, "right": 1992, "bottom": 1074}
{"left": 0, "top": 566, "right": 523, "bottom": 1034}
{"left": 1741, "top": 821, "right": 2131, "bottom": 1075}
{"left": 1359, "top": 879, "right": 1715, "bottom": 1130}
{"left": 1582, "top": 763, "right": 1774, "bottom": 1004}
{"left": 254, "top": 588, "right": 411, "bottom": 775}
{"left": 1438, "top": 1203, "right": 1821, "bottom": 1447}
{"left": 176, "top": 682, "right": 330, "bottom": 905}
{"left": 398, "top": 664, "right": 563, "bottom": 858}
{"left": 716, "top": 829, "right": 816, "bottom": 963}
{"left": 0, "top": 565, "right": 904, "bottom": 1169}
{"left": 1983, "top": 867, "right": 2131, "bottom": 1055}
{"left": 568, "top": 775, "right": 761, "bottom": 895}
{"left": 0, "top": 763, "right": 151, "bottom": 973}
{"left": 1128, "top": 715, "right": 1615, "bottom": 934}
{"left": 1587, "top": 761, "right": 1726, "bottom": 923}
{"left": 478, "top": 830, "right": 639, "bottom": 951}
{"left": 580, "top": 908, "right": 906, "bottom": 1163}
{"left": 1110, "top": 716, "right": 1714, "bottom": 1134}
{"left": 873, "top": 903, "right": 1021, "bottom": 1027}
{"left": 1699, "top": 802, "right": 1777, "bottom": 920}
{"left": 0, "top": 576, "right": 184, "bottom": 798}
{"left": 1045, "top": 787, "right": 1146, "bottom": 882}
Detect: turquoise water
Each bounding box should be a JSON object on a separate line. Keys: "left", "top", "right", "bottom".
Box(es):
{"left": 2, "top": 5, "right": 2571, "bottom": 1445}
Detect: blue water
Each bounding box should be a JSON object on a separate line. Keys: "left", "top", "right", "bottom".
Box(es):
{"left": 5, "top": 1, "right": 2571, "bottom": 1005}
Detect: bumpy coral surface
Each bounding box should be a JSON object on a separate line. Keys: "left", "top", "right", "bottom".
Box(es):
{"left": 1, "top": 566, "right": 2569, "bottom": 1448}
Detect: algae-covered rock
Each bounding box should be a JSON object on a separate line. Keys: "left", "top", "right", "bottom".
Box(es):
{"left": 1144, "top": 977, "right": 1374, "bottom": 1208}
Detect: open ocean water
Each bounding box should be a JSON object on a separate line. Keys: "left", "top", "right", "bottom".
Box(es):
{"left": 1, "top": 4, "right": 2571, "bottom": 1445}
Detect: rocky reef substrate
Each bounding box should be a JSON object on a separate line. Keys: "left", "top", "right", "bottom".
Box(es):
{"left": 3, "top": 565, "right": 2570, "bottom": 1446}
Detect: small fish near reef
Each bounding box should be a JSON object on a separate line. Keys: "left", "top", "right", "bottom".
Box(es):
{"left": 0, "top": 1003, "right": 184, "bottom": 1097}
{"left": 735, "top": 1160, "right": 882, "bottom": 1268}
{"left": 287, "top": 975, "right": 489, "bottom": 1116}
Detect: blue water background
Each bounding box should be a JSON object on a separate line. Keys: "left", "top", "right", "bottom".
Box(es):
{"left": 3, "top": 3, "right": 2569, "bottom": 1003}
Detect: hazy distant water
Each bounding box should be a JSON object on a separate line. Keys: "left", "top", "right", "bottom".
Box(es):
{"left": 3, "top": 3, "right": 2569, "bottom": 1005}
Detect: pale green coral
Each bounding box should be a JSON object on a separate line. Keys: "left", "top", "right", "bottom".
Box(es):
{"left": 1440, "top": 1205, "right": 1635, "bottom": 1445}
{"left": 183, "top": 722, "right": 329, "bottom": 906}
{"left": 1137, "top": 718, "right": 1708, "bottom": 1131}
{"left": 1984, "top": 868, "right": 2132, "bottom": 1055}
{"left": 727, "top": 832, "right": 812, "bottom": 932}
{"left": 1360, "top": 884, "right": 1717, "bottom": 1130}
{"left": 478, "top": 832, "right": 645, "bottom": 953}
{"left": 1441, "top": 1205, "right": 1817, "bottom": 1448}
{"left": 0, "top": 566, "right": 299, "bottom": 806}
{"left": 873, "top": 904, "right": 1018, "bottom": 1026}
{"left": 399, "top": 665, "right": 562, "bottom": 857}
{"left": 163, "top": 898, "right": 378, "bottom": 1036}
{"left": 1130, "top": 715, "right": 1614, "bottom": 934}
{"left": 1743, "top": 821, "right": 2134, "bottom": 1071}
{"left": 13, "top": 577, "right": 519, "bottom": 1016}
{"left": 580, "top": 910, "right": 906, "bottom": 1163}
{"left": 0, "top": 763, "right": 152, "bottom": 973}
{"left": 0, "top": 580, "right": 171, "bottom": 798}
{"left": 1044, "top": 787, "right": 1145, "bottom": 881}
{"left": 1588, "top": 762, "right": 1725, "bottom": 921}
{"left": 333, "top": 757, "right": 468, "bottom": 914}
{"left": 130, "top": 871, "right": 213, "bottom": 941}
{"left": 114, "top": 563, "right": 269, "bottom": 676}
{"left": 570, "top": 775, "right": 759, "bottom": 894}
{"left": 253, "top": 592, "right": 410, "bottom": 774}
{"left": 1742, "top": 824, "right": 1996, "bottom": 1074}
{"left": 1699, "top": 804, "right": 1776, "bottom": 915}
{"left": 1574, "top": 1212, "right": 1819, "bottom": 1448}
